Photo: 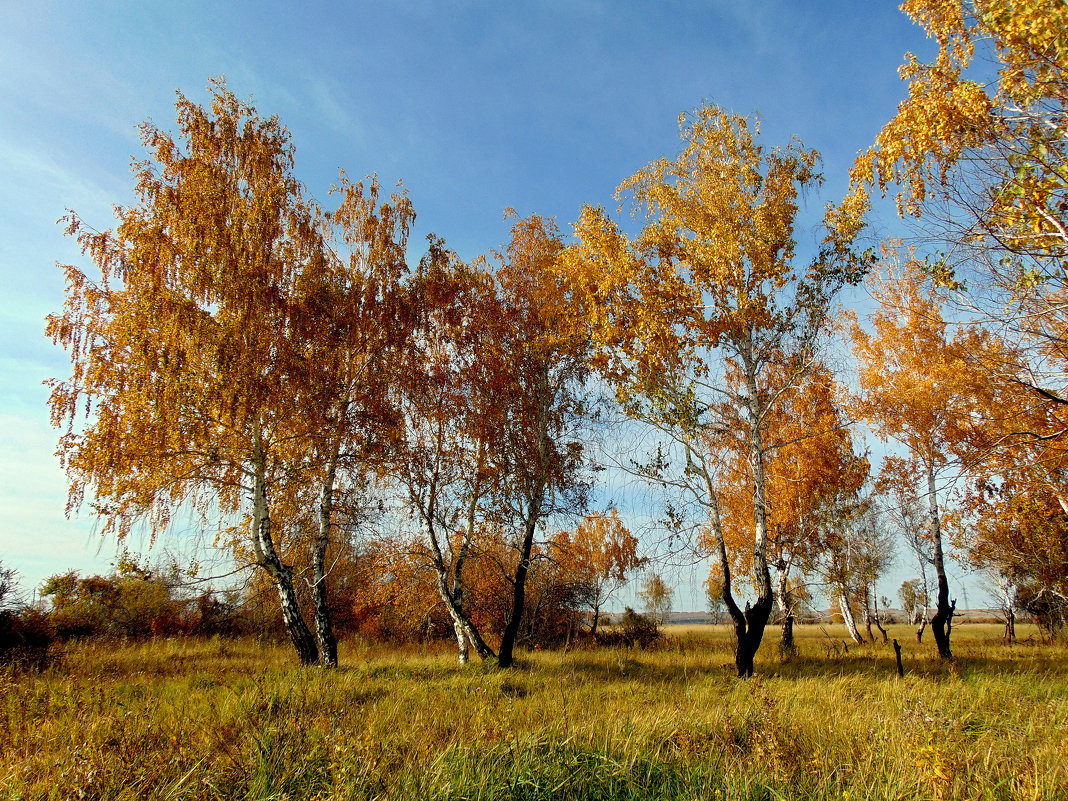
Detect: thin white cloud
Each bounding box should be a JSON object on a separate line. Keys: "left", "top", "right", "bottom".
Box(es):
{"left": 0, "top": 135, "right": 123, "bottom": 226}
{"left": 307, "top": 77, "right": 363, "bottom": 137}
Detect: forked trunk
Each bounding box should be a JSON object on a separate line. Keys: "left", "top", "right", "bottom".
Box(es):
{"left": 710, "top": 496, "right": 773, "bottom": 678}
{"left": 926, "top": 466, "right": 953, "bottom": 659}
{"left": 1004, "top": 608, "right": 1016, "bottom": 643}
{"left": 871, "top": 589, "right": 889, "bottom": 643}
{"left": 419, "top": 447, "right": 495, "bottom": 664}
{"left": 730, "top": 592, "right": 773, "bottom": 677}
{"left": 433, "top": 569, "right": 495, "bottom": 663}
{"left": 727, "top": 380, "right": 775, "bottom": 677}
{"left": 453, "top": 477, "right": 496, "bottom": 661}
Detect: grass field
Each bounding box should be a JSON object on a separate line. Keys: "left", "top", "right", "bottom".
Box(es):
{"left": 3, "top": 623, "right": 1066, "bottom": 800}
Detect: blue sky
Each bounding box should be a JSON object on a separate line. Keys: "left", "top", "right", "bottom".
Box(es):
{"left": 1, "top": 1, "right": 955, "bottom": 604}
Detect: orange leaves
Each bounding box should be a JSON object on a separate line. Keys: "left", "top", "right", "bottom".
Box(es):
{"left": 707, "top": 362, "right": 868, "bottom": 578}
{"left": 849, "top": 247, "right": 1002, "bottom": 469}
{"left": 47, "top": 80, "right": 396, "bottom": 559}
{"left": 553, "top": 511, "right": 644, "bottom": 586}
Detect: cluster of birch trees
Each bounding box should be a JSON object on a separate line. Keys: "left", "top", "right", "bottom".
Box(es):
{"left": 48, "top": 0, "right": 1068, "bottom": 675}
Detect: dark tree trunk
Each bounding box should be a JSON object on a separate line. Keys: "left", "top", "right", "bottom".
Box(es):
{"left": 872, "top": 590, "right": 889, "bottom": 643}
{"left": 498, "top": 515, "right": 537, "bottom": 668}
{"left": 498, "top": 382, "right": 553, "bottom": 670}
{"left": 932, "top": 597, "right": 955, "bottom": 659}
{"left": 732, "top": 596, "right": 774, "bottom": 678}
{"left": 713, "top": 509, "right": 773, "bottom": 678}
{"left": 312, "top": 454, "right": 339, "bottom": 668}
{"left": 1005, "top": 607, "right": 1016, "bottom": 643}
{"left": 780, "top": 613, "right": 795, "bottom": 654}
{"left": 927, "top": 466, "right": 953, "bottom": 659}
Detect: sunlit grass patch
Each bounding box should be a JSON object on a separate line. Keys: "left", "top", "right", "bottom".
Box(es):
{"left": 2, "top": 626, "right": 1066, "bottom": 799}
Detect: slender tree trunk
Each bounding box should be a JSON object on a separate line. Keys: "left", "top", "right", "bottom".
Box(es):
{"left": 838, "top": 591, "right": 865, "bottom": 645}
{"left": 498, "top": 512, "right": 538, "bottom": 668}
{"left": 590, "top": 606, "right": 601, "bottom": 635}
{"left": 498, "top": 386, "right": 551, "bottom": 670}
{"left": 454, "top": 466, "right": 495, "bottom": 660}
{"left": 915, "top": 569, "right": 930, "bottom": 642}
{"left": 312, "top": 451, "right": 339, "bottom": 668}
{"left": 773, "top": 563, "right": 795, "bottom": 654}
{"left": 863, "top": 585, "right": 876, "bottom": 643}
{"left": 926, "top": 465, "right": 953, "bottom": 659}
{"left": 251, "top": 445, "right": 318, "bottom": 666}
{"left": 729, "top": 367, "right": 775, "bottom": 677}
{"left": 453, "top": 619, "right": 471, "bottom": 663}
{"left": 780, "top": 613, "right": 795, "bottom": 655}
{"left": 416, "top": 443, "right": 495, "bottom": 664}
{"left": 872, "top": 588, "right": 889, "bottom": 643}
{"left": 430, "top": 554, "right": 495, "bottom": 663}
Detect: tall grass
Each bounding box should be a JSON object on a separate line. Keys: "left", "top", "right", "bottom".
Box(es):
{"left": 2, "top": 625, "right": 1066, "bottom": 800}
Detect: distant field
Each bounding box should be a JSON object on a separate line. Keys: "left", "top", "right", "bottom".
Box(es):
{"left": 3, "top": 624, "right": 1066, "bottom": 800}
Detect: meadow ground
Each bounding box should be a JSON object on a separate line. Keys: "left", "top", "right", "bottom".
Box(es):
{"left": 2, "top": 623, "right": 1066, "bottom": 800}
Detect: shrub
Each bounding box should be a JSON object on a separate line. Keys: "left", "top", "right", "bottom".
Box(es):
{"left": 596, "top": 607, "right": 661, "bottom": 649}
{"left": 0, "top": 564, "right": 54, "bottom": 668}
{"left": 0, "top": 608, "right": 54, "bottom": 668}
{"left": 1017, "top": 587, "right": 1067, "bottom": 642}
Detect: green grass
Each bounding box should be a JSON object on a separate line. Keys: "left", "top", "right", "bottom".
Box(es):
{"left": 2, "top": 625, "right": 1066, "bottom": 800}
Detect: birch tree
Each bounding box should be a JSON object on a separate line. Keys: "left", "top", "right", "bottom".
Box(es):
{"left": 565, "top": 105, "right": 869, "bottom": 676}
{"left": 489, "top": 212, "right": 592, "bottom": 669}
{"left": 46, "top": 82, "right": 386, "bottom": 666}
{"left": 850, "top": 0, "right": 1068, "bottom": 411}
{"left": 850, "top": 251, "right": 1000, "bottom": 658}
{"left": 389, "top": 246, "right": 499, "bottom": 663}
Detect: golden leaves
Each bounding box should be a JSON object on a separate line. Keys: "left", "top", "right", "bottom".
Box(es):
{"left": 851, "top": 0, "right": 1067, "bottom": 259}
{"left": 48, "top": 81, "right": 381, "bottom": 544}
{"left": 849, "top": 246, "right": 1004, "bottom": 470}
{"left": 565, "top": 105, "right": 833, "bottom": 395}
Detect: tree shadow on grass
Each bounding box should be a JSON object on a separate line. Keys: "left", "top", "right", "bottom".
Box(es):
{"left": 523, "top": 640, "right": 1068, "bottom": 686}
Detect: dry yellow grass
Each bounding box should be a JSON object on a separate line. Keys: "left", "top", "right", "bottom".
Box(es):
{"left": 2, "top": 624, "right": 1066, "bottom": 800}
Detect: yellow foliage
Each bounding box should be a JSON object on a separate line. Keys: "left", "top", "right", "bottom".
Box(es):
{"left": 851, "top": 0, "right": 1068, "bottom": 259}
